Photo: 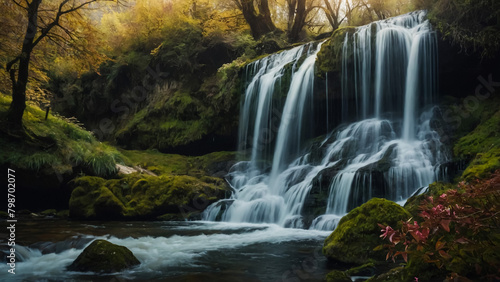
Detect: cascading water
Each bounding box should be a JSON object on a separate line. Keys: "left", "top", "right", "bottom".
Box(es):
{"left": 204, "top": 10, "right": 447, "bottom": 230}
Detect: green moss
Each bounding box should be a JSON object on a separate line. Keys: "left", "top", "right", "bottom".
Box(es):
{"left": 323, "top": 198, "right": 411, "bottom": 265}
{"left": 94, "top": 186, "right": 126, "bottom": 219}
{"left": 454, "top": 110, "right": 500, "bottom": 158}
{"left": 316, "top": 27, "right": 356, "bottom": 78}
{"left": 120, "top": 149, "right": 236, "bottom": 177}
{"left": 454, "top": 108, "right": 500, "bottom": 180}
{"left": 404, "top": 181, "right": 455, "bottom": 217}
{"left": 345, "top": 262, "right": 376, "bottom": 276}
{"left": 365, "top": 267, "right": 405, "bottom": 282}
{"left": 115, "top": 49, "right": 242, "bottom": 151}
{"left": 461, "top": 148, "right": 500, "bottom": 180}
{"left": 69, "top": 176, "right": 107, "bottom": 218}
{"left": 0, "top": 93, "right": 123, "bottom": 178}
{"left": 69, "top": 172, "right": 230, "bottom": 220}
{"left": 326, "top": 270, "right": 351, "bottom": 282}
{"left": 67, "top": 239, "right": 140, "bottom": 273}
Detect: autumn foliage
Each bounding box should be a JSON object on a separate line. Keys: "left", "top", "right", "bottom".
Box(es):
{"left": 379, "top": 171, "right": 500, "bottom": 281}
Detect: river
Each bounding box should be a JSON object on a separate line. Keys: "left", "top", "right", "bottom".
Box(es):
{"left": 0, "top": 219, "right": 336, "bottom": 281}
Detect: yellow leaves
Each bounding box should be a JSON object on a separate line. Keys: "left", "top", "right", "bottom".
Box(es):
{"left": 99, "top": 0, "right": 186, "bottom": 55}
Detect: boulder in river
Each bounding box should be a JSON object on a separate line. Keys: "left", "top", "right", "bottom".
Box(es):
{"left": 67, "top": 240, "right": 140, "bottom": 273}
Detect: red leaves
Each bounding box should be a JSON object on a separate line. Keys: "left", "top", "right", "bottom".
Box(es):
{"left": 378, "top": 170, "right": 500, "bottom": 277}
{"left": 440, "top": 219, "right": 451, "bottom": 232}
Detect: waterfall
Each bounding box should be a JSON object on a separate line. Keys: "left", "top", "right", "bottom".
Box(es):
{"left": 204, "top": 11, "right": 447, "bottom": 230}
{"left": 270, "top": 42, "right": 324, "bottom": 181}
{"left": 238, "top": 44, "right": 309, "bottom": 173}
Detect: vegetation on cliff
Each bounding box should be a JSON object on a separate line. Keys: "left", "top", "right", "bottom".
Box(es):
{"left": 0, "top": 93, "right": 121, "bottom": 178}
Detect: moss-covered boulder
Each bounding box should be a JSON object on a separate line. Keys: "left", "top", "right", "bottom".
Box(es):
{"left": 67, "top": 240, "right": 139, "bottom": 273}
{"left": 323, "top": 198, "right": 411, "bottom": 265}
{"left": 69, "top": 173, "right": 230, "bottom": 220}
{"left": 69, "top": 176, "right": 125, "bottom": 219}
{"left": 69, "top": 149, "right": 235, "bottom": 220}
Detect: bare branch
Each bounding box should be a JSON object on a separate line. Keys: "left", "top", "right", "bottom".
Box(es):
{"left": 56, "top": 23, "right": 77, "bottom": 40}
{"left": 31, "top": 0, "right": 114, "bottom": 49}
{"left": 60, "top": 0, "right": 97, "bottom": 16}
{"left": 6, "top": 57, "right": 20, "bottom": 72}
{"left": 11, "top": 0, "right": 27, "bottom": 10}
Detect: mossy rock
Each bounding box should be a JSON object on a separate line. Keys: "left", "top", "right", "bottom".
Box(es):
{"left": 68, "top": 177, "right": 126, "bottom": 219}
{"left": 316, "top": 27, "right": 357, "bottom": 78}
{"left": 365, "top": 266, "right": 404, "bottom": 282}
{"left": 403, "top": 181, "right": 455, "bottom": 217}
{"left": 453, "top": 108, "right": 500, "bottom": 180}
{"left": 67, "top": 240, "right": 140, "bottom": 273}
{"left": 69, "top": 173, "right": 229, "bottom": 220}
{"left": 345, "top": 262, "right": 376, "bottom": 276}
{"left": 461, "top": 147, "right": 500, "bottom": 180}
{"left": 323, "top": 198, "right": 411, "bottom": 265}
{"left": 326, "top": 270, "right": 351, "bottom": 282}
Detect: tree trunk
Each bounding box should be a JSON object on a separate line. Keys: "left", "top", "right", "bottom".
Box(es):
{"left": 287, "top": 0, "right": 297, "bottom": 31}
{"left": 7, "top": 0, "right": 41, "bottom": 130}
{"left": 240, "top": 0, "right": 276, "bottom": 39}
{"left": 7, "top": 56, "right": 29, "bottom": 129}
{"left": 288, "top": 0, "right": 306, "bottom": 42}
{"left": 323, "top": 0, "right": 341, "bottom": 31}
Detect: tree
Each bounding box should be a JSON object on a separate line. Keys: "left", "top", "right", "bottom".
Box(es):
{"left": 287, "top": 0, "right": 307, "bottom": 41}
{"left": 358, "top": 0, "right": 412, "bottom": 22}
{"left": 4, "top": 0, "right": 116, "bottom": 131}
{"left": 286, "top": 0, "right": 324, "bottom": 42}
{"left": 322, "top": 0, "right": 350, "bottom": 31}
{"left": 232, "top": 0, "right": 276, "bottom": 39}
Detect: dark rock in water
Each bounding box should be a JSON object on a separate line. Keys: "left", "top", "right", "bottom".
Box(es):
{"left": 210, "top": 199, "right": 234, "bottom": 221}
{"left": 283, "top": 215, "right": 305, "bottom": 228}
{"left": 308, "top": 138, "right": 327, "bottom": 165}
{"left": 67, "top": 240, "right": 140, "bottom": 273}
{"left": 358, "top": 143, "right": 396, "bottom": 173}
{"left": 323, "top": 198, "right": 410, "bottom": 265}
{"left": 302, "top": 160, "right": 346, "bottom": 228}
